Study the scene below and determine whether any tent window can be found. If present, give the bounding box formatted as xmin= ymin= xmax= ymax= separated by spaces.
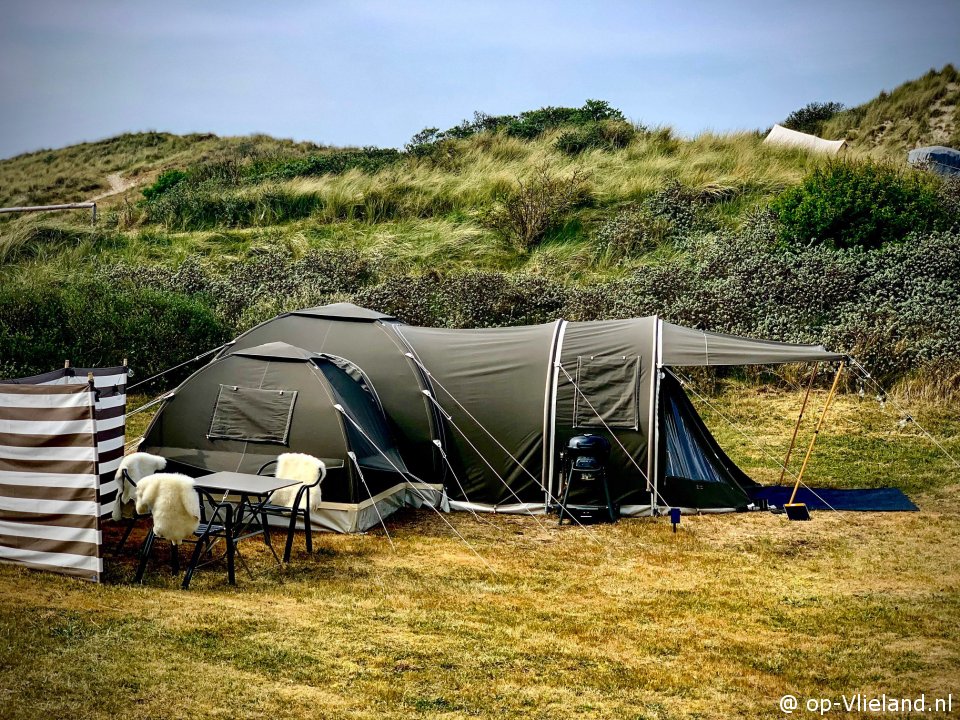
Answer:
xmin=574 ymin=356 xmax=640 ymax=429
xmin=208 ymin=385 xmax=298 ymax=444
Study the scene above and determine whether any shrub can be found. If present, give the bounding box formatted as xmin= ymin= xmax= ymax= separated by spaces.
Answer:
xmin=252 ymin=147 xmax=402 ymax=181
xmin=354 ymin=272 xmax=569 ymax=328
xmin=404 ymin=101 xmax=628 ymax=150
xmin=644 ymin=181 xmax=701 ymax=235
xmin=484 ymin=165 xmax=592 ymax=250
xmin=555 ymin=121 xmax=637 ymax=156
xmin=405 ymin=127 xmax=442 ymax=156
xmin=100 ymin=248 xmax=372 ymax=326
xmin=141 ymin=169 xmax=188 ymax=201
xmin=772 ymin=161 xmax=950 ymax=249
xmin=937 ymin=175 xmax=960 ymax=224
xmin=783 ymin=101 xmax=846 ymax=135
xmin=354 ymin=273 xmax=443 ymax=327
xmin=593 ymin=206 xmax=670 ymax=259
xmin=0 ymin=278 xmax=230 ymax=380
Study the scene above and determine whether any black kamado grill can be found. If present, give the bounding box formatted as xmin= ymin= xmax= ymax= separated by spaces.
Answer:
xmin=556 ymin=433 xmax=618 ymax=524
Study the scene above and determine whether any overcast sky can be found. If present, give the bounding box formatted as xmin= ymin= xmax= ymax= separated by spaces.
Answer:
xmin=1 ymin=0 xmax=958 ymax=159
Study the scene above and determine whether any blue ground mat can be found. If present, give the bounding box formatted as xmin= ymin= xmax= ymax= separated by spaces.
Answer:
xmin=747 ymin=486 xmax=918 ymax=512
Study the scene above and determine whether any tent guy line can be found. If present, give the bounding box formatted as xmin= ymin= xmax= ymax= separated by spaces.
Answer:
xmin=432 ymin=440 xmax=502 ymax=530
xmin=401 ymin=351 xmax=608 ymax=543
xmin=419 ymin=388 xmax=554 ymax=535
xmin=418 ymin=383 xmax=612 ymax=546
xmin=336 ymin=405 xmax=497 ymax=575
xmin=849 ymin=359 xmax=960 ymax=471
xmin=346 ymin=451 xmax=395 ymax=550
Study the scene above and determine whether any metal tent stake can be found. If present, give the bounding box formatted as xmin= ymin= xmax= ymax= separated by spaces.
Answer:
xmin=785 ymin=361 xmax=845 ymax=520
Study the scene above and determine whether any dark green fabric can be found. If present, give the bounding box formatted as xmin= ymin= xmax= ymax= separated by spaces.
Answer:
xmin=223 ymin=315 xmax=441 ymax=483
xmin=659 ymin=476 xmax=752 ymax=510
xmin=396 ymin=323 xmax=559 ymax=505
xmin=661 ymin=322 xmax=844 ymax=366
xmin=141 ymin=345 xmax=408 ymax=504
xmin=208 ymin=385 xmax=297 ymax=443
xmin=555 ymin=318 xmax=657 ymax=507
xmin=574 ymin=356 xmax=640 ymax=430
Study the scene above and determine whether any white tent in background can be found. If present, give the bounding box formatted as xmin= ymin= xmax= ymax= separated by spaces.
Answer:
xmin=764 ymin=124 xmax=846 ymax=155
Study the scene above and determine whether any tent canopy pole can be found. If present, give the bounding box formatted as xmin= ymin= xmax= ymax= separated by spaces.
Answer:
xmin=788 ymin=361 xmax=845 ymax=505
xmin=778 ymin=363 xmax=819 ymax=486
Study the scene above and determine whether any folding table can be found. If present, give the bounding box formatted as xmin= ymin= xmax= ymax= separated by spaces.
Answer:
xmin=183 ymin=471 xmax=300 ymax=588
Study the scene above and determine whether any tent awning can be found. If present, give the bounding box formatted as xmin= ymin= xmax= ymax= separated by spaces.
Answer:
xmin=660 ymin=322 xmax=844 ymax=366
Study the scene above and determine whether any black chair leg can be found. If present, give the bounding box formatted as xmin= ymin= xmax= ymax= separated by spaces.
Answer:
xmin=283 ymin=510 xmax=297 ymax=563
xmin=170 ymin=542 xmax=180 ymax=574
xmin=134 ymin=529 xmax=155 ymax=583
xmin=260 ymin=509 xmax=272 ymax=548
xmin=303 ymin=506 xmax=313 ymax=554
xmin=182 ymin=535 xmax=208 ymax=590
xmin=114 ymin=518 xmax=137 ymax=555
xmin=226 ymin=537 xmax=236 ymax=585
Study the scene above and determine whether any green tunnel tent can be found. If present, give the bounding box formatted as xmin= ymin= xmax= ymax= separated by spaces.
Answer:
xmin=140 ymin=341 xmax=440 ymax=533
xmin=199 ymin=304 xmax=844 ymax=523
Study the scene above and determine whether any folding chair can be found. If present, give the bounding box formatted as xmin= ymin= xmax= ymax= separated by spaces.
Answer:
xmin=256 ymin=457 xmax=325 ymax=563
xmin=134 ymin=488 xmax=236 ymax=589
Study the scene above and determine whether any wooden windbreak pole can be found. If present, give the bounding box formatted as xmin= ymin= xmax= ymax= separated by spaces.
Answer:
xmin=788 ymin=361 xmax=845 ymax=505
xmin=778 ymin=363 xmax=819 ymax=486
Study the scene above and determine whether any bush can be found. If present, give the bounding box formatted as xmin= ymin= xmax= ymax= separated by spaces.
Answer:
xmin=593 ymin=182 xmax=703 ymax=260
xmin=783 ymin=101 xmax=845 ymax=135
xmin=141 ymin=169 xmax=188 ymax=201
xmin=101 ymin=248 xmax=373 ymax=326
xmin=143 ymin=185 xmax=322 ymax=230
xmin=644 ymin=181 xmax=701 ymax=235
xmin=772 ymin=161 xmax=950 ymax=249
xmin=0 ymin=278 xmax=230 ymax=380
xmin=11 ymin=227 xmax=960 ymax=384
xmin=354 ymin=272 xmax=569 ymax=328
xmin=593 ymin=206 xmax=671 ymax=259
xmin=404 ymin=100 xmax=627 ymax=150
xmin=252 ymin=147 xmax=402 ymax=181
xmin=555 ymin=120 xmax=637 ymax=156
xmin=484 ymin=165 xmax=592 ymax=250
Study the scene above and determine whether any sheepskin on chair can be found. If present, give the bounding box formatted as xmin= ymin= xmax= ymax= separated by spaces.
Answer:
xmin=269 ymin=453 xmax=326 ymax=511
xmin=135 ymin=473 xmax=201 ymax=544
xmin=112 ymin=452 xmax=167 ymax=521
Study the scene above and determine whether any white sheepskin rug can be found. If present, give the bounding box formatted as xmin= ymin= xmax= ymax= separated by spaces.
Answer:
xmin=269 ymin=453 xmax=326 ymax=511
xmin=135 ymin=473 xmax=201 ymax=544
xmin=112 ymin=452 xmax=167 ymax=521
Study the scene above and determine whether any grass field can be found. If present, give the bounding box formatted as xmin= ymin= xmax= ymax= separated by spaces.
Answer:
xmin=0 ymin=385 xmax=957 ymax=720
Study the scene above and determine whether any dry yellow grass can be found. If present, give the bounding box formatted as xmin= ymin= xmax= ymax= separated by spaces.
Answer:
xmin=0 ymin=386 xmax=958 ymax=719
